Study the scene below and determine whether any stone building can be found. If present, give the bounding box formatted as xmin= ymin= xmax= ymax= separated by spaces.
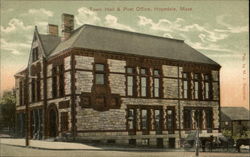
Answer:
xmin=15 ymin=13 xmax=221 ymax=148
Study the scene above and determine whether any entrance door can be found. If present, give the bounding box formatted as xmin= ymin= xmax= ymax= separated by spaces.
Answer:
xmin=48 ymin=109 xmax=57 ymax=137
xmin=169 ymin=138 xmax=175 ymax=148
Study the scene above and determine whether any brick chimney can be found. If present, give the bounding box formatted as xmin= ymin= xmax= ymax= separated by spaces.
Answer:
xmin=47 ymin=24 xmax=58 ymax=36
xmin=61 ymin=13 xmax=74 ymax=41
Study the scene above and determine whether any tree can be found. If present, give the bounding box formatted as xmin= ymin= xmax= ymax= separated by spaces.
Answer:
xmin=0 ymin=90 xmax=16 ymax=130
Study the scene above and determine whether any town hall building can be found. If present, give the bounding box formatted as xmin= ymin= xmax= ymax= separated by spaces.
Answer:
xmin=15 ymin=13 xmax=221 ymax=148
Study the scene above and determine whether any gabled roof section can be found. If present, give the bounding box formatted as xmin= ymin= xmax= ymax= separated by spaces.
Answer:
xmin=39 ymin=34 xmax=61 ymax=56
xmin=221 ymin=107 xmax=250 ymax=121
xmin=49 ymin=24 xmax=220 ymax=66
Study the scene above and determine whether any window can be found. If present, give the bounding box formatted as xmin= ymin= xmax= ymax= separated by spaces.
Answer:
xmin=206 ymin=109 xmax=213 ymax=129
xmin=194 ymin=110 xmax=203 ymax=129
xmin=19 ymin=81 xmax=23 ymax=106
xmin=153 ymin=70 xmax=160 ymax=98
xmin=184 ymin=109 xmax=192 ymax=129
xmin=167 ymin=108 xmax=174 ymax=133
xmin=59 ymin=64 xmax=64 ymax=97
xmin=204 ymin=74 xmax=211 ymax=99
xmin=36 ymin=73 xmax=41 ymax=101
xmin=183 ymin=72 xmax=189 ymax=99
xmin=126 ymin=67 xmax=135 ymax=96
xmin=95 ymin=64 xmax=105 ymax=85
xmin=140 ymin=68 xmax=147 ymax=97
xmin=32 ymin=47 xmax=38 ymax=62
xmin=52 ymin=64 xmax=64 ymax=98
xmin=52 ymin=66 xmax=57 ymax=98
xmin=141 ymin=77 xmax=147 ymax=97
xmin=155 ymin=109 xmax=162 ymax=134
xmin=31 ymin=78 xmax=36 ymax=102
xmin=194 ymin=73 xmax=200 ymax=100
xmin=128 ymin=109 xmax=135 ymax=130
xmin=60 ymin=112 xmax=68 ymax=132
xmin=141 ymin=109 xmax=148 ymax=131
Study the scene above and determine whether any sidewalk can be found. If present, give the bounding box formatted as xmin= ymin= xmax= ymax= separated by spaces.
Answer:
xmin=0 ymin=138 xmax=181 ymax=152
xmin=0 ymin=138 xmax=101 ymax=150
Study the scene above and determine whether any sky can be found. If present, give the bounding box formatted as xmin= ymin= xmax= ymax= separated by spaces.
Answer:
xmin=0 ymin=0 xmax=249 ymax=109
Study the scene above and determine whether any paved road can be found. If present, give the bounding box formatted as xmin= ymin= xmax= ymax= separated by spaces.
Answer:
xmin=1 ymin=144 xmax=250 ymax=157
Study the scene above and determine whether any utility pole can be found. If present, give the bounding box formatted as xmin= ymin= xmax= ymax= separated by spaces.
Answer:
xmin=15 ymin=74 xmax=37 ymax=147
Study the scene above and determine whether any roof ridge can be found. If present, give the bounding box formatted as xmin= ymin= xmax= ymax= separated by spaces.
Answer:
xmin=82 ymin=24 xmax=184 ymax=43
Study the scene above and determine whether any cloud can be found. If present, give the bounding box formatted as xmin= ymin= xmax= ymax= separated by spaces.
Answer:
xmin=1 ymin=18 xmax=32 ymax=33
xmin=28 ymin=8 xmax=53 ymax=17
xmin=75 ymin=7 xmax=135 ymax=32
xmin=215 ymin=15 xmax=248 ymax=33
xmin=186 ymin=40 xmax=233 ymax=53
xmin=137 ymin=16 xmax=228 ymax=42
xmin=75 ymin=7 xmax=101 ymax=25
xmin=104 ymin=15 xmax=135 ymax=31
xmin=1 ymin=39 xmax=30 ymax=55
xmin=138 ymin=16 xmax=184 ymax=32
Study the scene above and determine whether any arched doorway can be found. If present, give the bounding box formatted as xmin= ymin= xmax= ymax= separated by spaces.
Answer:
xmin=47 ymin=104 xmax=58 ymax=137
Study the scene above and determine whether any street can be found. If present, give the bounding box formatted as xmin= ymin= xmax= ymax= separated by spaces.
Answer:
xmin=1 ymin=144 xmax=250 ymax=157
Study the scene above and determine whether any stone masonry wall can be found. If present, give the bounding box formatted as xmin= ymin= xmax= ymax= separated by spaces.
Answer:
xmin=162 ymin=65 xmax=180 ymax=99
xmin=212 ymin=82 xmax=219 ymax=100
xmin=163 ymin=78 xmax=178 ymax=98
xmin=75 ymin=71 xmax=93 ymax=94
xmin=108 ymin=59 xmax=126 ymax=73
xmin=109 ymin=74 xmax=126 ymax=96
xmin=74 ymin=55 xmax=94 ymax=94
xmin=162 ymin=65 xmax=178 ymax=77
xmin=75 ymin=96 xmax=127 ymax=131
xmin=108 ymin=59 xmax=126 ymax=96
xmin=75 ymin=55 xmax=94 ymax=70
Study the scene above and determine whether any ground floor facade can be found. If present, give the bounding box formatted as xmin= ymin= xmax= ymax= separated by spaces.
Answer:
xmin=15 ymin=96 xmax=220 ymax=148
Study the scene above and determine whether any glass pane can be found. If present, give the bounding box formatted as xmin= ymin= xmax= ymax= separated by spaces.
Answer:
xmin=194 ymin=74 xmax=199 ymax=79
xmin=141 ymin=77 xmax=146 ymax=87
xmin=184 ymin=81 xmax=188 ymax=90
xmin=154 ymin=70 xmax=159 ymax=76
xmin=195 ymin=91 xmax=198 ymax=99
xmin=128 ymin=87 xmax=133 ymax=96
xmin=154 ymin=78 xmax=159 ymax=88
xmin=96 ymin=74 xmax=104 ymax=84
xmin=205 ymin=74 xmax=209 ymax=80
xmin=127 ymin=68 xmax=133 ymax=74
xmin=142 ymin=110 xmax=148 ymax=130
xmin=195 ymin=82 xmax=199 ymax=90
xmin=128 ymin=76 xmax=133 ymax=85
xmin=154 ymin=88 xmax=159 ymax=97
xmin=205 ymin=82 xmax=209 ymax=98
xmin=128 ymin=109 xmax=134 ymax=129
xmin=184 ymin=90 xmax=188 ymax=98
xmin=141 ymin=87 xmax=146 ymax=97
xmin=155 ymin=110 xmax=161 ymax=132
xmin=95 ymin=64 xmax=104 ymax=71
xmin=141 ymin=68 xmax=146 ymax=75
xmin=183 ymin=73 xmax=187 ymax=78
